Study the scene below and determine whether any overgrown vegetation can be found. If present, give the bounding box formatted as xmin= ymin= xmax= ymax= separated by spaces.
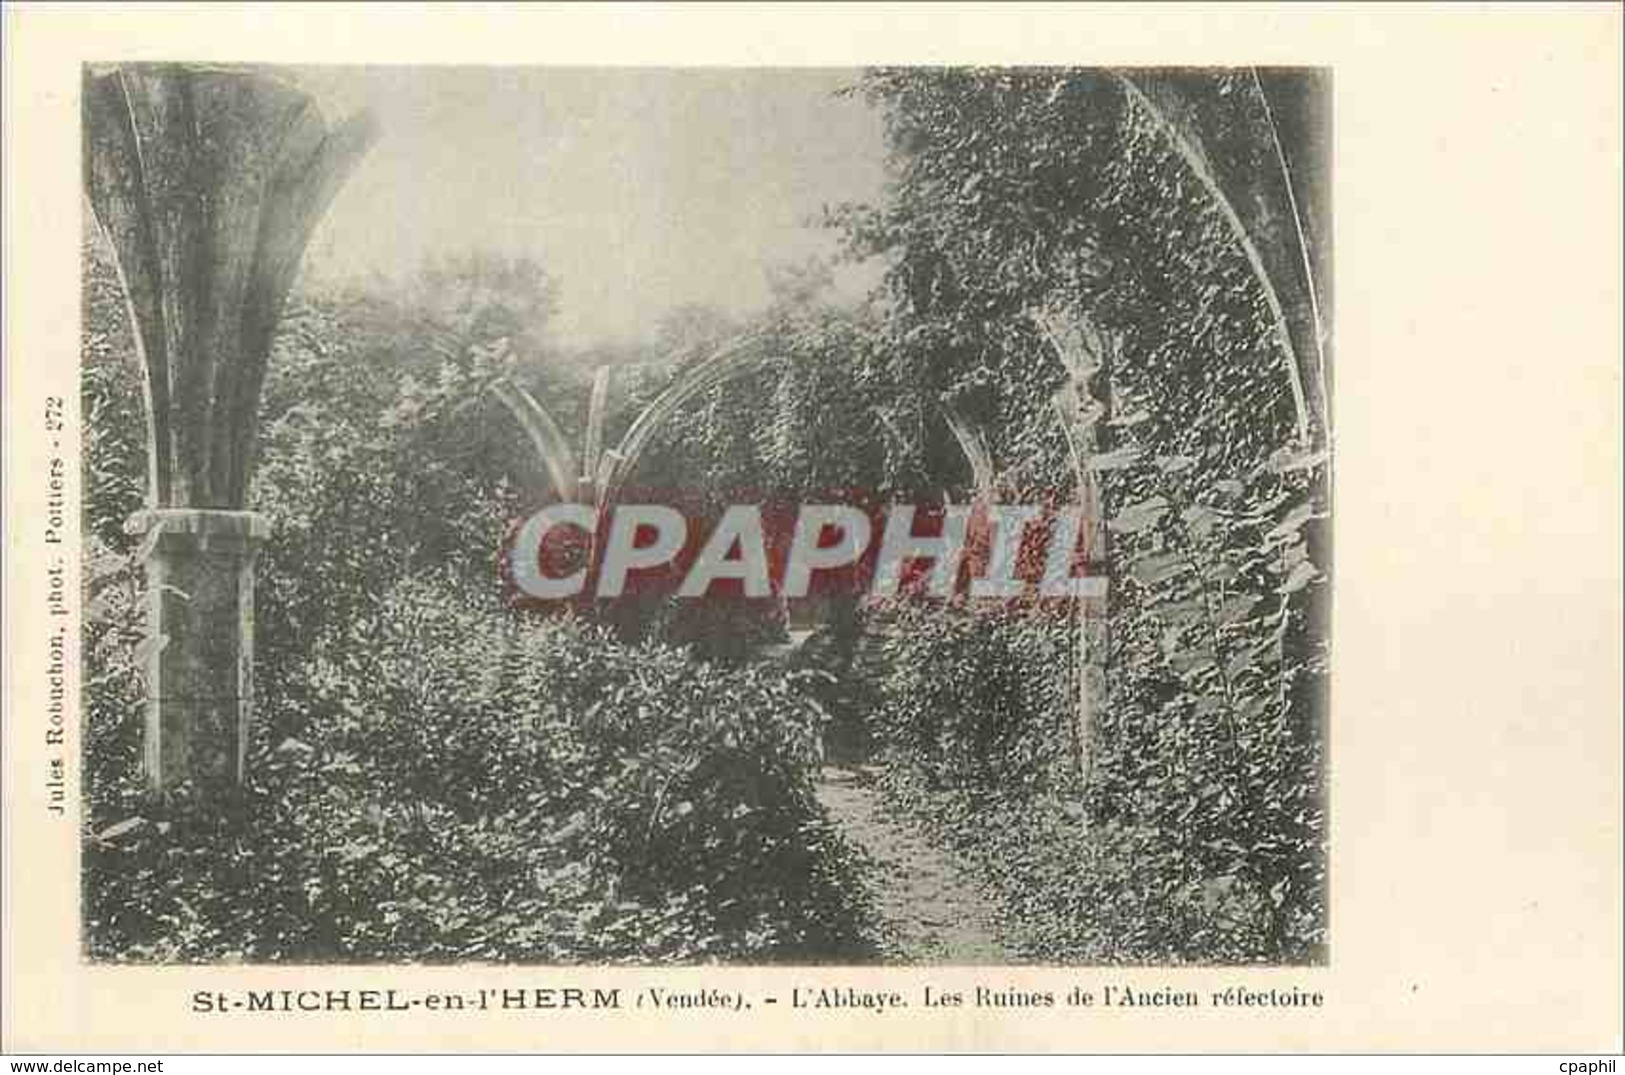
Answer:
xmin=86 ymin=589 xmax=872 ymax=962
xmin=83 ymin=67 xmax=1327 ymax=966
xmin=81 ymin=242 xmax=876 ymax=963
xmin=838 ymin=69 xmax=1328 ymax=963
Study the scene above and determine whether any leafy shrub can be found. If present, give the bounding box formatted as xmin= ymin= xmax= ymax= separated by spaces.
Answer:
xmin=870 ymin=599 xmax=1076 ymax=791
xmin=84 ymin=576 xmax=875 ymax=963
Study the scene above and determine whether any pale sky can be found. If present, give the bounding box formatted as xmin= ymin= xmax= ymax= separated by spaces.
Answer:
xmin=292 ymin=66 xmax=891 ymax=346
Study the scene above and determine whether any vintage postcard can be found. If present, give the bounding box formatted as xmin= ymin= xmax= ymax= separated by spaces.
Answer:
xmin=3 ymin=3 xmax=1620 ymax=1056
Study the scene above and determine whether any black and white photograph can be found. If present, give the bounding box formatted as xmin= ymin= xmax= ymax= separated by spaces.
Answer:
xmin=8 ymin=2 xmax=1624 ymax=1061
xmin=78 ymin=62 xmax=1331 ymax=969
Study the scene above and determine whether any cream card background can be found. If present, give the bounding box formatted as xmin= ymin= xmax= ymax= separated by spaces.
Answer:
xmin=3 ymin=2 xmax=1620 ymax=1054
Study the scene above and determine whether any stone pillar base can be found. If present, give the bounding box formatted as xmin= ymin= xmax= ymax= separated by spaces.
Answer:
xmin=125 ymin=509 xmax=271 ymax=799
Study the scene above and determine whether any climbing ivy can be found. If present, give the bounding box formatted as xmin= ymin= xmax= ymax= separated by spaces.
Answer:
xmin=841 ymin=67 xmax=1327 ymax=962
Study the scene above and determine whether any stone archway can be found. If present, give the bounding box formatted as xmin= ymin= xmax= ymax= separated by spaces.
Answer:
xmin=489 ymin=330 xmax=1108 ymax=778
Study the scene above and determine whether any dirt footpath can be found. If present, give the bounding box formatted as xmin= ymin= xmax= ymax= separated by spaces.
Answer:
xmin=815 ymin=765 xmax=1015 ymax=965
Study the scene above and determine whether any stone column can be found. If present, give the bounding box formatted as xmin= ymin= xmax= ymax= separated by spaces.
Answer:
xmin=127 ymin=510 xmax=270 ymax=797
xmin=84 ymin=64 xmax=375 ymax=800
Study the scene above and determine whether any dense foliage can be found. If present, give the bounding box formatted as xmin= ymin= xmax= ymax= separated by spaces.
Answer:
xmin=81 ymin=239 xmax=875 ymax=963
xmin=82 ymin=67 xmax=1328 ymax=966
xmin=839 ymin=68 xmax=1328 ymax=963
xmin=85 ymin=593 xmax=871 ymax=963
